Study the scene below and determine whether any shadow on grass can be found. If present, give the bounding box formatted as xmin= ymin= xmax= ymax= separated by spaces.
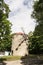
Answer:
xmin=21 ymin=55 xmax=43 ymax=65
xmin=0 ymin=58 xmax=6 ymax=65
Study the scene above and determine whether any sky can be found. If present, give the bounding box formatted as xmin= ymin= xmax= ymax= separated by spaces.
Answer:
xmin=4 ymin=0 xmax=36 ymax=34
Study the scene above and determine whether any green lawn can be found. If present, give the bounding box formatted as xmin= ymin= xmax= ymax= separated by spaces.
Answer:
xmin=0 ymin=56 xmax=22 ymax=61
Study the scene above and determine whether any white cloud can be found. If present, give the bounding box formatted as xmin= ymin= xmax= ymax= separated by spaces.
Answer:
xmin=4 ymin=0 xmax=36 ymax=34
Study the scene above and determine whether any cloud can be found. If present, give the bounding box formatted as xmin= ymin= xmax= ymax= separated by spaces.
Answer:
xmin=4 ymin=0 xmax=36 ymax=34
xmin=23 ymin=0 xmax=33 ymax=9
xmin=9 ymin=0 xmax=33 ymax=17
xmin=9 ymin=8 xmax=21 ymax=17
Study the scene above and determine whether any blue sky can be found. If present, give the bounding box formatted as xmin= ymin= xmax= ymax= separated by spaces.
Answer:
xmin=4 ymin=0 xmax=36 ymax=34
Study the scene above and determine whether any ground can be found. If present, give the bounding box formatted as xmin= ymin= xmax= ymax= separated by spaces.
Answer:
xmin=0 ymin=55 xmax=43 ymax=65
xmin=4 ymin=60 xmax=22 ymax=65
xmin=4 ymin=59 xmax=43 ymax=65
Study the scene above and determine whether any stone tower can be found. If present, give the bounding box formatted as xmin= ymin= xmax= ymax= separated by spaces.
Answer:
xmin=11 ymin=32 xmax=28 ymax=56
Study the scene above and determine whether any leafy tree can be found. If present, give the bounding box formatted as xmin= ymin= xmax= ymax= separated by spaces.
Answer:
xmin=29 ymin=0 xmax=43 ymax=54
xmin=29 ymin=35 xmax=43 ymax=54
xmin=0 ymin=0 xmax=12 ymax=51
xmin=32 ymin=0 xmax=43 ymax=36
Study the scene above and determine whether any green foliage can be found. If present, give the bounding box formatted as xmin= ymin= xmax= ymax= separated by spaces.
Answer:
xmin=29 ymin=36 xmax=43 ymax=54
xmin=34 ymin=23 xmax=43 ymax=36
xmin=29 ymin=0 xmax=43 ymax=54
xmin=32 ymin=0 xmax=43 ymax=23
xmin=0 ymin=0 xmax=12 ymax=51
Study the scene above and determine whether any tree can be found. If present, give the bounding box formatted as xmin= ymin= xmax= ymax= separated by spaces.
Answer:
xmin=32 ymin=0 xmax=43 ymax=36
xmin=0 ymin=0 xmax=12 ymax=51
xmin=29 ymin=0 xmax=43 ymax=54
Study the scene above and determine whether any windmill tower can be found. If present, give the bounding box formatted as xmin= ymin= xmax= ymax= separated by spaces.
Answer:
xmin=11 ymin=28 xmax=29 ymax=56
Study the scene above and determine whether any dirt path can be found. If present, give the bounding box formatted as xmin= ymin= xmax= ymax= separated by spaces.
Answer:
xmin=4 ymin=60 xmax=23 ymax=65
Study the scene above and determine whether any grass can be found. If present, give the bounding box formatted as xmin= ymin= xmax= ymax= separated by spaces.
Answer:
xmin=0 ymin=56 xmax=22 ymax=61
